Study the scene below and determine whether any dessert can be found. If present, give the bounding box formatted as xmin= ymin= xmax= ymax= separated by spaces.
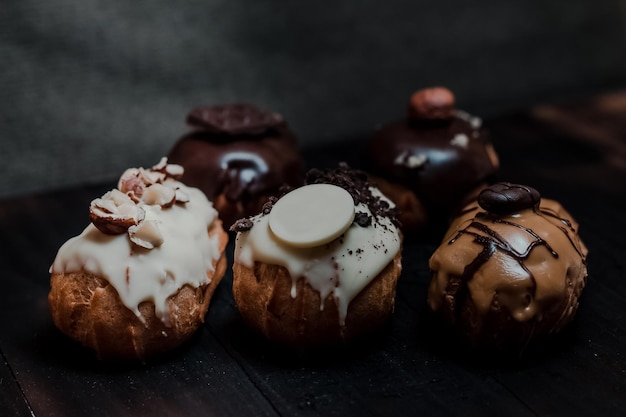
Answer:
xmin=167 ymin=103 xmax=304 ymax=227
xmin=230 ymin=164 xmax=403 ymax=349
xmin=49 ymin=158 xmax=228 ymax=360
xmin=428 ymin=183 xmax=588 ymax=350
xmin=364 ymin=86 xmax=500 ymax=234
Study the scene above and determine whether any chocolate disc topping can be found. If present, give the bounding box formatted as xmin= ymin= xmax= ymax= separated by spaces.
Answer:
xmin=478 ymin=182 xmax=541 ymax=215
xmin=186 ymin=103 xmax=284 ymax=136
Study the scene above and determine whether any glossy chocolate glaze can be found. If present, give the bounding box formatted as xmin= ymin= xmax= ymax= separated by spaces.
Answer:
xmin=366 ymin=114 xmax=499 ymax=211
xmin=168 ymin=104 xmax=304 ymax=227
xmin=428 ymin=184 xmax=588 ymax=349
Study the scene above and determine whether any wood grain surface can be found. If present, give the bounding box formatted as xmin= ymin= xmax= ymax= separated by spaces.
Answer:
xmin=1 ymin=93 xmax=625 ymax=416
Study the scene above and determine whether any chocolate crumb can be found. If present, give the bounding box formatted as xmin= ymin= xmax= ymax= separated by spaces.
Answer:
xmin=354 ymin=212 xmax=372 ymax=227
xmin=230 ymin=218 xmax=254 ymax=232
xmin=277 ymin=185 xmax=293 ymax=198
xmin=304 ymin=163 xmax=399 ymax=227
xmin=261 ymin=196 xmax=279 ymax=215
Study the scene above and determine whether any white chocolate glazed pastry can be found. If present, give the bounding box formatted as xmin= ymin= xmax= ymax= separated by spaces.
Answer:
xmin=49 ymin=158 xmax=228 ymax=360
xmin=231 ymin=164 xmax=403 ymax=348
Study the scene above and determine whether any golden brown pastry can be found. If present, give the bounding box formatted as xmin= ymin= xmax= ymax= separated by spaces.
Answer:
xmin=49 ymin=158 xmax=228 ymax=360
xmin=428 ymin=183 xmax=588 ymax=350
xmin=230 ymin=165 xmax=403 ymax=349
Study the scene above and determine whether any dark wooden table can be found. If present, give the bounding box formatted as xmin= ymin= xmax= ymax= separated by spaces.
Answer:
xmin=2 ymin=93 xmax=626 ymax=416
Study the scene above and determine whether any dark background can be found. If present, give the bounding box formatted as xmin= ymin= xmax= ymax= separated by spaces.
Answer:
xmin=1 ymin=0 xmax=626 ymax=198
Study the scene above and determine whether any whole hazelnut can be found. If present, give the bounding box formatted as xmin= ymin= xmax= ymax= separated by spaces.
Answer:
xmin=408 ymin=87 xmax=455 ymax=121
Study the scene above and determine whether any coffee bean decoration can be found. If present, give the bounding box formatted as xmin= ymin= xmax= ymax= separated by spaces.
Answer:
xmin=186 ymin=103 xmax=284 ymax=136
xmin=477 ymin=182 xmax=541 ymax=215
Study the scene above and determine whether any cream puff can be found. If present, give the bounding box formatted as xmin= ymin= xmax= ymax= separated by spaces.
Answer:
xmin=428 ymin=182 xmax=588 ymax=350
xmin=49 ymin=158 xmax=228 ymax=360
xmin=231 ymin=164 xmax=402 ymax=349
xmin=364 ymin=87 xmax=499 ymax=234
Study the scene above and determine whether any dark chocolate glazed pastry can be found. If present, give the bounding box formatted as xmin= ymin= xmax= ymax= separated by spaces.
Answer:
xmin=168 ymin=104 xmax=304 ymax=227
xmin=428 ymin=183 xmax=588 ymax=351
xmin=364 ymin=87 xmax=499 ymax=234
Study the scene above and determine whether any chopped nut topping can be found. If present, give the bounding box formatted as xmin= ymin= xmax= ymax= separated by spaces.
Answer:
xmin=139 ymin=169 xmax=166 ymax=186
xmin=118 ymin=158 xmax=187 ymax=207
xmin=119 ymin=173 xmax=145 ymax=198
xmin=142 ymin=183 xmax=177 ymax=207
xmin=89 ymin=190 xmax=146 ymax=235
xmin=151 ymin=157 xmax=168 ymax=172
xmin=175 ymin=188 xmax=190 ymax=203
xmin=128 ymin=220 xmax=164 ymax=249
xmin=91 ymin=158 xmax=191 ymax=246
xmin=151 ymin=157 xmax=184 ymax=180
xmin=165 ymin=164 xmax=184 ymax=179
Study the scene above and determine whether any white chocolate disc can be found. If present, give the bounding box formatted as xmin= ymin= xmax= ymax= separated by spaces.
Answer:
xmin=268 ymin=184 xmax=355 ymax=248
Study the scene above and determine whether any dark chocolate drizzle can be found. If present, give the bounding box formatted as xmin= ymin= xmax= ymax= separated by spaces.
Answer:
xmin=450 ymin=219 xmax=553 ymax=293
xmin=539 ymin=208 xmax=586 ymax=260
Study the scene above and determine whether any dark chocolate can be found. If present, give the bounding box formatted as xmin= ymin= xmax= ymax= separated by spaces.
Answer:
xmin=187 ymin=103 xmax=284 ymax=136
xmin=366 ymin=114 xmax=497 ymax=211
xmin=354 ymin=212 xmax=372 ymax=227
xmin=168 ymin=104 xmax=303 ymax=227
xmin=477 ymin=183 xmax=541 ymax=215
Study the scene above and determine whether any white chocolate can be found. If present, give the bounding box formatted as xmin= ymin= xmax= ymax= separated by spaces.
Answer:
xmin=235 ymin=187 xmax=401 ymax=325
xmin=50 ymin=181 xmax=222 ymax=326
xmin=269 ymin=184 xmax=355 ymax=248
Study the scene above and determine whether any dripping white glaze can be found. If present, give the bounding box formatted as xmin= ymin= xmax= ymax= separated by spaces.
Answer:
xmin=50 ymin=182 xmax=221 ymax=326
xmin=234 ymin=186 xmax=401 ymax=325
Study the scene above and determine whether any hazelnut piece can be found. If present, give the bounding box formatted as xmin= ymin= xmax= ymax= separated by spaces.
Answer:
xmin=175 ymin=188 xmax=190 ymax=204
xmin=128 ymin=220 xmax=164 ymax=249
xmin=151 ymin=157 xmax=184 ymax=180
xmin=89 ymin=190 xmax=146 ymax=234
xmin=142 ymin=183 xmax=177 ymax=207
xmin=408 ymin=87 xmax=455 ymax=121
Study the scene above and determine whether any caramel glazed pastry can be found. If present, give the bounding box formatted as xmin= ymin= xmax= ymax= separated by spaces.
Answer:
xmin=428 ymin=183 xmax=588 ymax=351
xmin=364 ymin=87 xmax=500 ymax=234
xmin=49 ymin=158 xmax=228 ymax=360
xmin=230 ymin=165 xmax=403 ymax=349
xmin=168 ymin=103 xmax=304 ymax=228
